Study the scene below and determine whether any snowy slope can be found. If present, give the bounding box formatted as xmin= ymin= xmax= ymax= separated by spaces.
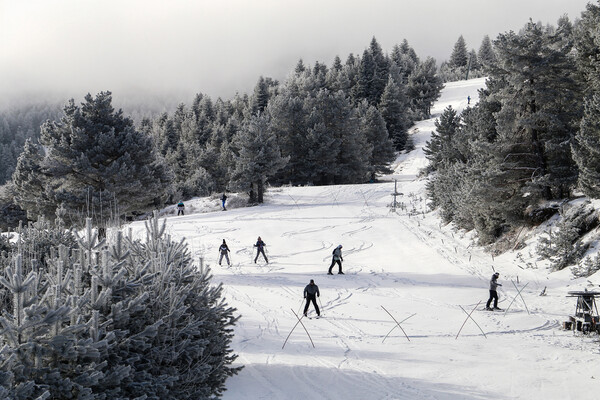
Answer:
xmin=129 ymin=77 xmax=600 ymax=400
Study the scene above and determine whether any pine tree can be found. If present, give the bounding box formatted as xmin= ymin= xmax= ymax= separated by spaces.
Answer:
xmin=379 ymin=76 xmax=412 ymax=150
xmin=12 ymin=92 xmax=172 ymax=226
xmin=11 ymin=139 xmax=53 ymax=220
xmin=478 ymin=35 xmax=497 ymax=70
xmin=356 ymin=102 xmax=395 ymax=179
xmin=491 ymin=21 xmax=581 ymax=204
xmin=574 ymin=2 xmax=600 ymax=95
xmin=229 ymin=114 xmax=288 ymax=202
xmin=407 ymin=57 xmax=444 ymax=118
xmin=572 ymin=94 xmax=600 ymax=198
xmin=424 ymin=106 xmax=462 ymax=173
xmin=449 ymin=35 xmax=469 ymax=68
xmin=0 ymin=214 xmax=241 ymax=398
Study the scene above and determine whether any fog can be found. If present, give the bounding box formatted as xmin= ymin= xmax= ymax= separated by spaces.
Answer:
xmin=0 ymin=0 xmax=592 ymax=106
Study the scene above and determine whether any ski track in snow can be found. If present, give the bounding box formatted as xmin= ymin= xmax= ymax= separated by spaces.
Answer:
xmin=127 ymin=78 xmax=600 ymax=400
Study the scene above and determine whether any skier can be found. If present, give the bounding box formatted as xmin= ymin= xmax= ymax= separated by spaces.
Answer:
xmin=303 ymin=279 xmax=320 ymax=317
xmin=177 ymin=200 xmax=185 ymax=216
xmin=328 ymin=245 xmax=344 ymax=275
xmin=221 ymin=193 xmax=228 ymax=211
xmin=218 ymin=239 xmax=231 ymax=266
xmin=485 ymin=272 xmax=502 ymax=310
xmin=467 ymin=95 xmax=471 ymax=105
xmin=254 ymin=236 xmax=268 ymax=264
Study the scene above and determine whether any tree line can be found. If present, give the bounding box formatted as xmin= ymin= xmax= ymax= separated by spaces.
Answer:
xmin=2 ymin=37 xmax=443 ymax=229
xmin=425 ymin=4 xmax=600 ymax=253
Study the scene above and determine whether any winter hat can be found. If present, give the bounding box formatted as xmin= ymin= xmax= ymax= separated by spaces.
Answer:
xmin=493 ymin=272 xmax=499 ymax=278
xmin=310 ymin=279 xmax=314 ymax=284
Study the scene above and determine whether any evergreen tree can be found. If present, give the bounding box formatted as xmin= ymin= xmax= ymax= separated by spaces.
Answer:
xmin=356 ymin=102 xmax=395 ymax=179
xmin=491 ymin=21 xmax=581 ymax=205
xmin=407 ymin=57 xmax=444 ymax=118
xmin=572 ymin=94 xmax=600 ymax=197
xmin=229 ymin=114 xmax=288 ymax=203
xmin=11 ymin=92 xmax=172 ymax=227
xmin=423 ymin=106 xmax=462 ymax=173
xmin=369 ymin=37 xmax=390 ymax=106
xmin=0 ymin=214 xmax=241 ymax=399
xmin=356 ymin=49 xmax=375 ymax=105
xmin=449 ymin=35 xmax=469 ymax=68
xmin=574 ymin=2 xmax=600 ymax=94
xmin=478 ymin=35 xmax=497 ymax=70
xmin=379 ymin=76 xmax=412 ymax=150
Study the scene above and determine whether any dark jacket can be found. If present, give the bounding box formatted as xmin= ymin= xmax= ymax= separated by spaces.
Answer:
xmin=304 ymin=283 xmax=320 ymax=298
xmin=219 ymin=244 xmax=230 ymax=254
xmin=255 ymin=240 xmax=266 ymax=250
xmin=332 ymin=246 xmax=343 ymax=261
xmin=490 ymin=276 xmax=501 ymax=291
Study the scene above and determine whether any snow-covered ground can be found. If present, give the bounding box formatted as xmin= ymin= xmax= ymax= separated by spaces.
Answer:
xmin=129 ymin=77 xmax=600 ymax=400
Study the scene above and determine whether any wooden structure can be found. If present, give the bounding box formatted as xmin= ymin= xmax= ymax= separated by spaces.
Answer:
xmin=565 ymin=290 xmax=600 ymax=334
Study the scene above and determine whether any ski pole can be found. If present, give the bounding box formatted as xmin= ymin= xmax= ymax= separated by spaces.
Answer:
xmin=318 ymin=297 xmax=324 ymax=316
xmin=297 ymin=298 xmax=305 ymax=316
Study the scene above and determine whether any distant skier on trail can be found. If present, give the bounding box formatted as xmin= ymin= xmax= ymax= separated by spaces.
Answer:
xmin=254 ymin=236 xmax=268 ymax=264
xmin=218 ymin=239 xmax=231 ymax=266
xmin=328 ymin=245 xmax=344 ymax=275
xmin=303 ymin=279 xmax=320 ymax=317
xmin=177 ymin=200 xmax=185 ymax=216
xmin=486 ymin=272 xmax=502 ymax=310
xmin=467 ymin=95 xmax=471 ymax=105
xmin=221 ymin=193 xmax=228 ymax=211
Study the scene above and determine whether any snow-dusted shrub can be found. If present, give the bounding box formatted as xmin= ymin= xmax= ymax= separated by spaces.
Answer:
xmin=573 ymin=253 xmax=600 ymax=278
xmin=537 ymin=202 xmax=599 ymax=271
xmin=0 ymin=213 xmax=240 ymax=399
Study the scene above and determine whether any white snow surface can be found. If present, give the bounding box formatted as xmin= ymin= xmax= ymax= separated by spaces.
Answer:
xmin=128 ymin=77 xmax=600 ymax=400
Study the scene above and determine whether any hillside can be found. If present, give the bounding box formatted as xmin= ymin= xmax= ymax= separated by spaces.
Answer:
xmin=129 ymin=77 xmax=600 ymax=400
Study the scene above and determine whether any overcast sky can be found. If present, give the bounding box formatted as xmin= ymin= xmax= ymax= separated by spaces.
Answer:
xmin=0 ymin=0 xmax=593 ymax=105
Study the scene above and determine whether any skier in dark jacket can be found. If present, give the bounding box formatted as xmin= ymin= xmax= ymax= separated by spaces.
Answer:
xmin=254 ymin=236 xmax=268 ymax=263
xmin=486 ymin=272 xmax=502 ymax=310
xmin=328 ymin=245 xmax=344 ymax=275
xmin=221 ymin=193 xmax=227 ymax=211
xmin=218 ymin=239 xmax=231 ymax=266
xmin=303 ymin=279 xmax=320 ymax=317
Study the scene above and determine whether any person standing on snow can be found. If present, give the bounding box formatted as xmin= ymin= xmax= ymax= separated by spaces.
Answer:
xmin=254 ymin=236 xmax=268 ymax=264
xmin=303 ymin=279 xmax=320 ymax=317
xmin=486 ymin=272 xmax=502 ymax=310
xmin=221 ymin=193 xmax=228 ymax=211
xmin=218 ymin=239 xmax=231 ymax=266
xmin=177 ymin=200 xmax=185 ymax=216
xmin=328 ymin=245 xmax=344 ymax=275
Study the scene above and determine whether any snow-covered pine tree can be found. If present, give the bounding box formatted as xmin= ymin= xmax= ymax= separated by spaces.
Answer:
xmin=423 ymin=105 xmax=462 ymax=173
xmin=572 ymin=94 xmax=600 ymax=198
xmin=490 ymin=20 xmax=581 ymax=205
xmin=0 ymin=214 xmax=241 ymax=399
xmin=12 ymin=92 xmax=172 ymax=227
xmin=229 ymin=114 xmax=288 ymax=202
xmin=11 ymin=139 xmax=53 ymax=221
xmin=478 ymin=35 xmax=497 ymax=71
xmin=574 ymin=1 xmax=600 ymax=95
xmin=379 ymin=76 xmax=412 ymax=150
xmin=407 ymin=57 xmax=444 ymax=119
xmin=356 ymin=101 xmax=395 ymax=180
xmin=449 ymin=35 xmax=469 ymax=69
